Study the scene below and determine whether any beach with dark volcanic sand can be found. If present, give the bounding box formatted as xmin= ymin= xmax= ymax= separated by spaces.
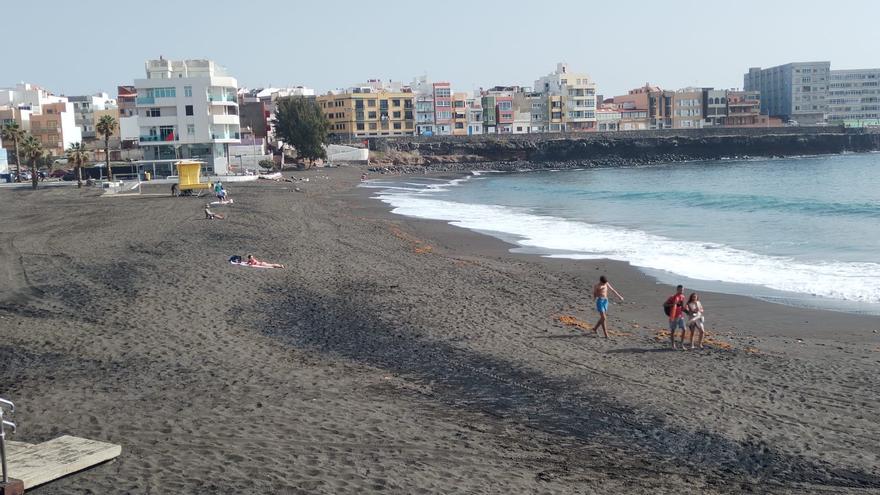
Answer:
xmin=1 ymin=167 xmax=879 ymax=494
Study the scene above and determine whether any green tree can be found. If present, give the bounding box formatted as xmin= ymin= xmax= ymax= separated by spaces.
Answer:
xmin=1 ymin=121 xmax=24 ymax=182
xmin=273 ymin=97 xmax=329 ymax=169
xmin=66 ymin=142 xmax=89 ymax=188
xmin=20 ymin=134 xmax=45 ymax=190
xmin=96 ymin=115 xmax=117 ymax=181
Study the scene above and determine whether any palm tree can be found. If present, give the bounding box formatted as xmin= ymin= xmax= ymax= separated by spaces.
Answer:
xmin=66 ymin=142 xmax=88 ymax=188
xmin=96 ymin=115 xmax=117 ymax=181
xmin=20 ymin=134 xmax=45 ymax=190
xmin=1 ymin=121 xmax=24 ymax=182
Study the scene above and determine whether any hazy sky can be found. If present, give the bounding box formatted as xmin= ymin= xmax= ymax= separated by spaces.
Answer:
xmin=4 ymin=0 xmax=880 ymax=98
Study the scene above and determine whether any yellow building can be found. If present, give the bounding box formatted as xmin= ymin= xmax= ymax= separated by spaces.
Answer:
xmin=452 ymin=92 xmax=469 ymax=136
xmin=317 ymin=90 xmax=415 ymax=139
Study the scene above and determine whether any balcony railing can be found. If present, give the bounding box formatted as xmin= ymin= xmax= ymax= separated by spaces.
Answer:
xmin=140 ymin=135 xmax=176 ymax=142
xmin=136 ymin=96 xmax=155 ymax=105
xmin=211 ymin=132 xmax=241 ymax=140
xmin=208 ymin=94 xmax=237 ymax=103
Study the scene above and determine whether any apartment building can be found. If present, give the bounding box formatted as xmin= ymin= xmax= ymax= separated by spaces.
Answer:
xmin=452 ymin=92 xmax=468 ymax=136
xmin=28 ymin=102 xmax=82 ymax=156
xmin=134 ymin=58 xmax=241 ymax=174
xmin=466 ymin=97 xmax=483 ymax=135
xmin=432 ymin=82 xmax=453 ymax=135
xmin=672 ymin=89 xmax=704 ymax=129
xmin=827 ymin=68 xmax=880 ymax=125
xmin=744 ymin=61 xmax=830 ymax=124
xmin=535 ymin=63 xmax=597 ymax=132
xmin=317 ymin=85 xmax=415 ymax=139
xmin=69 ymin=92 xmax=116 ymax=140
xmin=703 ymin=89 xmax=727 ymax=126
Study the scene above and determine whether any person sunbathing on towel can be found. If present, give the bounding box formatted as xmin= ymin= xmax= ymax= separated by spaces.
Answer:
xmin=247 ymin=254 xmax=284 ymax=268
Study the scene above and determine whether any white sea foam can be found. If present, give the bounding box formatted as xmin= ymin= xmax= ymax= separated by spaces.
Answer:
xmin=374 ymin=188 xmax=880 ymax=305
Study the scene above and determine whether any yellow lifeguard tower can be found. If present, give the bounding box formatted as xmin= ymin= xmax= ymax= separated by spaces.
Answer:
xmin=170 ymin=161 xmax=212 ymax=197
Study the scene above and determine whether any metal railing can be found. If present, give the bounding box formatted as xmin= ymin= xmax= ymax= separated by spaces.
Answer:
xmin=0 ymin=397 xmax=16 ymax=483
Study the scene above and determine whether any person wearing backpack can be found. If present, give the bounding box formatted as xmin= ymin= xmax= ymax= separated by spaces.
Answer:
xmin=664 ymin=285 xmax=687 ymax=349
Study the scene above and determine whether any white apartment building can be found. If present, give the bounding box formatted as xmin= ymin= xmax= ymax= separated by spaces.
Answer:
xmin=134 ymin=58 xmax=241 ymax=174
xmin=827 ymin=68 xmax=880 ymax=125
xmin=69 ymin=93 xmax=117 ymax=140
xmin=535 ymin=63 xmax=598 ymax=131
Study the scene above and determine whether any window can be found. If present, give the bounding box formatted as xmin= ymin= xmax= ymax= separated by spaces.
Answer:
xmin=184 ymin=86 xmax=192 ymax=97
xmin=153 ymin=87 xmax=176 ymax=98
xmin=392 ymin=111 xmax=401 ymax=118
xmin=369 ymin=123 xmax=377 ymax=130
xmin=368 ymin=111 xmax=377 ymax=119
xmin=355 ymin=100 xmax=364 ymax=109
xmin=392 ymin=99 xmax=401 ymax=107
xmin=393 ymin=122 xmax=402 ymax=129
xmin=185 ymin=105 xmax=193 ymax=116
xmin=356 ymin=123 xmax=365 ymax=130
xmin=367 ymin=100 xmax=376 ymax=107
xmin=148 ymin=108 xmax=161 ymax=117
xmin=187 ymin=124 xmax=195 ymax=136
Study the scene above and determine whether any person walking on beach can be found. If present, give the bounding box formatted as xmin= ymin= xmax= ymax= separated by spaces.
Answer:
xmin=686 ymin=292 xmax=705 ymax=350
xmin=591 ymin=275 xmax=624 ymax=338
xmin=665 ymin=285 xmax=687 ymax=349
xmin=214 ymin=180 xmax=223 ymax=201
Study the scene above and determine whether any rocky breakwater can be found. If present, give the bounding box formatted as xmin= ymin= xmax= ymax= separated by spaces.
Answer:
xmin=368 ymin=126 xmax=880 ymax=172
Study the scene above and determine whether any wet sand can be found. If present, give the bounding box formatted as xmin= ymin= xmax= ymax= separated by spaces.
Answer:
xmin=1 ymin=169 xmax=878 ymax=494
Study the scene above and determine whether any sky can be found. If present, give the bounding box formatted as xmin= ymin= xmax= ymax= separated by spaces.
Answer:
xmin=3 ymin=0 xmax=880 ymax=98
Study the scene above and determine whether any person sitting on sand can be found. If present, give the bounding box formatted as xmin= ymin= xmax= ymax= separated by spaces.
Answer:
xmin=591 ymin=275 xmax=624 ymax=338
xmin=665 ymin=285 xmax=687 ymax=349
xmin=685 ymin=293 xmax=705 ymax=350
xmin=205 ymin=204 xmax=224 ymax=220
xmin=246 ymin=255 xmax=284 ymax=269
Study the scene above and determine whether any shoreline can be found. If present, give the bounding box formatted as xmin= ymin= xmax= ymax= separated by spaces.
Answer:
xmin=362 ymin=168 xmax=880 ymax=331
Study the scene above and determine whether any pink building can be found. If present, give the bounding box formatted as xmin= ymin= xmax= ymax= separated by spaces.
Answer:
xmin=432 ymin=82 xmax=452 ymax=135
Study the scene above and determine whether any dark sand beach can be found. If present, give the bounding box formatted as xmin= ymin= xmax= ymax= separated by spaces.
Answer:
xmin=1 ymin=168 xmax=878 ymax=494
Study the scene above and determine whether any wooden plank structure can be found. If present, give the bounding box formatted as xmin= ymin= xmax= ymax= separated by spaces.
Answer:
xmin=5 ymin=436 xmax=120 ymax=489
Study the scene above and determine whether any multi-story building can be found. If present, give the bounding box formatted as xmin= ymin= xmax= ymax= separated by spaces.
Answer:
xmin=452 ymin=92 xmax=468 ymax=136
xmin=482 ymin=87 xmax=516 ymax=133
xmin=317 ymin=84 xmax=415 ymax=139
xmin=827 ymin=68 xmax=880 ymax=125
xmin=672 ymin=89 xmax=704 ymax=129
xmin=134 ymin=58 xmax=241 ymax=174
xmin=744 ymin=61 xmax=830 ymax=124
xmin=466 ymin=97 xmax=483 ymax=135
xmin=703 ymin=89 xmax=727 ymax=127
xmin=612 ymin=84 xmax=669 ymax=129
xmin=596 ymin=106 xmax=621 ymax=131
xmin=432 ymin=82 xmax=453 ymax=135
xmin=535 ymin=63 xmax=597 ymax=132
xmin=69 ymin=92 xmax=116 ymax=141
xmin=481 ymin=94 xmax=497 ymax=133
xmin=117 ymin=86 xmax=137 ymax=118
xmin=511 ymin=90 xmax=544 ymax=133
xmin=28 ymin=102 xmax=82 ymax=156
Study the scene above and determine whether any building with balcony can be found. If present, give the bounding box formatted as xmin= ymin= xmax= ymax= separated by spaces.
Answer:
xmin=28 ymin=102 xmax=82 ymax=156
xmin=744 ymin=61 xmax=830 ymax=124
xmin=827 ymin=68 xmax=880 ymax=126
xmin=317 ymin=84 xmax=415 ymax=139
xmin=69 ymin=92 xmax=116 ymax=141
xmin=466 ymin=97 xmax=483 ymax=135
xmin=535 ymin=63 xmax=597 ymax=132
xmin=672 ymin=89 xmax=704 ymax=129
xmin=432 ymin=82 xmax=453 ymax=136
xmin=703 ymin=89 xmax=727 ymax=127
xmin=452 ymin=92 xmax=469 ymax=136
xmin=133 ymin=58 xmax=241 ymax=174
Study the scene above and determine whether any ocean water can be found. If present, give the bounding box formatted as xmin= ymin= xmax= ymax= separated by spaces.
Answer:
xmin=362 ymin=153 xmax=880 ymax=315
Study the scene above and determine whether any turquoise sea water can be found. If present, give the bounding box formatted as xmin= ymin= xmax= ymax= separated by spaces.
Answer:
xmin=364 ymin=153 xmax=880 ymax=314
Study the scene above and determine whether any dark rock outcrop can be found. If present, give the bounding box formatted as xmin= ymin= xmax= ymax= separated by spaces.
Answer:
xmin=368 ymin=127 xmax=880 ymax=172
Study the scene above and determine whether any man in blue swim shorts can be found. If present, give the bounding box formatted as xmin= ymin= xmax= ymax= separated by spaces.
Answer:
xmin=591 ymin=275 xmax=625 ymax=338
